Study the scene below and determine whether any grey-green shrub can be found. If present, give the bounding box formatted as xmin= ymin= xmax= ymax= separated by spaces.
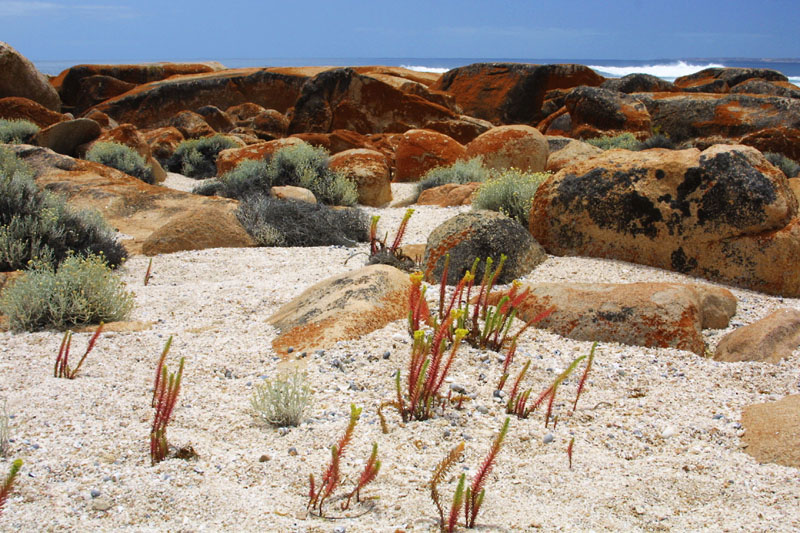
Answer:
xmin=206 ymin=143 xmax=358 ymax=206
xmin=472 ymin=169 xmax=550 ymax=227
xmin=415 ymin=157 xmax=490 ymax=200
xmin=0 ymin=147 xmax=127 ymax=270
xmin=765 ymin=152 xmax=800 ymax=178
xmin=0 ymin=253 xmax=134 ymax=331
xmin=86 ymin=142 xmax=155 ymax=184
xmin=639 ymin=134 xmax=675 ymax=150
xmin=236 ymin=195 xmax=368 ymax=247
xmin=0 ymin=119 xmax=39 ymax=144
xmin=191 ymin=178 xmax=224 ymax=196
xmin=251 ymin=370 xmax=312 ymax=427
xmin=166 ymin=135 xmax=239 ymax=178
xmin=586 ymin=132 xmax=641 ymax=151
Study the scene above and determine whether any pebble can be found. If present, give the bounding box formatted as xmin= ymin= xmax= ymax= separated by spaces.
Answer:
xmin=712 ymin=414 xmax=724 ymax=420
xmin=543 ymin=433 xmax=554 ymax=444
xmin=475 ymin=405 xmax=488 ymax=414
xmin=493 ymin=390 xmax=505 ymax=398
xmin=259 ymin=454 xmax=271 ymax=462
xmin=90 ymin=489 xmax=101 ymax=498
xmin=383 ymin=351 xmax=391 ymax=359
xmin=91 ymin=497 xmax=113 ymax=512
xmin=333 ymin=527 xmax=346 ymax=533
xmin=449 ymin=384 xmax=466 ymax=394
xmin=288 ymin=447 xmax=298 ymax=456
xmin=661 ymin=426 xmax=677 ymax=439
xmin=287 ymin=347 xmax=294 ymax=353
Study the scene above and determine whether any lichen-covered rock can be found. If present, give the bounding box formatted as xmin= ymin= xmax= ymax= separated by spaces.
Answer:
xmin=267 ymin=265 xmax=411 ymax=355
xmin=674 ymin=67 xmax=788 ymax=93
xmin=729 ymin=79 xmax=800 ymax=99
xmin=416 ymin=182 xmax=480 ymax=207
xmin=431 ymin=63 xmax=604 ymax=125
xmin=288 ymin=68 xmax=457 ymax=135
xmin=328 ymin=149 xmax=392 ymax=206
xmin=196 ymin=105 xmax=235 ymax=133
xmin=423 ymin=115 xmax=494 ymax=144
xmin=714 ymin=308 xmax=800 ymax=363
xmin=565 ymin=86 xmax=651 ymax=139
xmin=530 ymin=144 xmax=800 ymax=296
xmin=394 ymin=129 xmax=466 ymax=182
xmin=169 ymin=110 xmax=216 ymax=139
xmin=740 ymin=127 xmax=800 ymax=161
xmin=90 ymin=68 xmax=309 ymax=129
xmin=545 ymin=138 xmax=602 ymax=173
xmin=0 ymin=41 xmax=61 ymax=111
xmin=636 ymin=93 xmax=800 ymax=142
xmin=73 ymin=75 xmax=136 ymax=113
xmin=0 ymin=96 xmax=67 ymax=127
xmin=34 ymin=118 xmax=101 ymax=156
xmin=291 ymin=129 xmax=375 ymax=154
xmin=741 ymin=394 xmax=800 ymax=468
xmin=601 ymin=73 xmax=678 ymax=93
xmin=466 ymin=125 xmax=548 ymax=173
xmin=142 ymin=126 xmax=185 ymax=164
xmin=488 ymin=282 xmax=736 ymax=355
xmin=423 ymin=210 xmax=546 ymax=285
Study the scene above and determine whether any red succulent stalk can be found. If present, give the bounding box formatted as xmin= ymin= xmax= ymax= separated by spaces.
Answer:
xmin=497 ymin=339 xmax=518 ymax=391
xmin=505 ymin=359 xmax=531 ymax=412
xmin=152 ymin=336 xmax=173 ymax=408
xmin=471 ymin=257 xmax=493 ymax=330
xmin=342 ymin=442 xmax=381 ymax=510
xmin=369 ymin=215 xmax=381 ymax=255
xmin=408 ymin=272 xmax=430 ymax=333
xmin=439 ymin=254 xmax=450 ymax=321
xmin=144 ymin=257 xmax=153 ymax=286
xmin=567 ymin=437 xmax=575 ymax=469
xmin=0 ymin=459 xmax=22 ymax=517
xmin=509 ymin=306 xmax=556 ymax=346
xmin=432 ymin=328 xmax=468 ymax=396
xmin=543 ymin=354 xmax=586 ymax=427
xmin=150 ymin=356 xmax=184 ymax=465
xmin=572 ymin=342 xmax=597 ymax=412
xmin=67 ymin=323 xmax=103 ymax=379
xmin=390 ymin=208 xmax=414 ymax=252
xmin=311 ymin=404 xmax=362 ymax=514
xmin=448 ymin=473 xmax=466 ymax=533
xmin=54 ymin=330 xmax=72 ymax=378
xmin=466 ymin=417 xmax=510 ymax=528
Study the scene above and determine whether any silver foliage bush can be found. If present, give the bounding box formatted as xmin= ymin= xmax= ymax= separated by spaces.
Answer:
xmin=251 ymin=370 xmax=312 ymax=427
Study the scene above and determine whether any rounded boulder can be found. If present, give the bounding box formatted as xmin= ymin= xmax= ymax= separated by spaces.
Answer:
xmin=466 ymin=125 xmax=548 ymax=173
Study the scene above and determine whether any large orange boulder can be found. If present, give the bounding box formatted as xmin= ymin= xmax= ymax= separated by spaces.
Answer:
xmin=34 ymin=118 xmax=101 ymax=156
xmin=169 ymin=110 xmax=216 ymax=139
xmin=564 ymin=86 xmax=651 ymax=140
xmin=530 ymin=145 xmax=800 ymax=296
xmin=466 ymin=125 xmax=548 ymax=172
xmin=637 ymin=93 xmax=800 ymax=143
xmin=52 ymin=62 xmax=223 ymax=109
xmin=141 ymin=204 xmax=254 ymax=255
xmin=740 ymin=127 xmax=800 ymax=162
xmin=215 ymin=137 xmax=305 ymax=175
xmin=328 ymin=149 xmax=392 ymax=206
xmin=393 ymin=129 xmax=466 ymax=182
xmin=288 ymin=68 xmax=458 ymax=135
xmin=0 ymin=97 xmax=67 ymax=127
xmin=73 ymin=75 xmax=136 ymax=114
xmin=416 ymin=182 xmax=480 ymax=207
xmin=431 ymin=63 xmax=604 ymax=125
xmin=0 ymin=41 xmax=61 ymax=111
xmin=142 ymin=127 xmax=185 ymax=163
xmin=489 ymin=282 xmax=736 ymax=355
xmin=90 ymin=68 xmax=310 ymax=129
xmin=545 ymin=138 xmax=602 ymax=173
xmin=423 ymin=115 xmax=493 ymax=144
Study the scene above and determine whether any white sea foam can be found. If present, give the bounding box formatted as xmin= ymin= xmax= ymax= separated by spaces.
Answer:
xmin=789 ymin=76 xmax=800 ymax=85
xmin=588 ymin=60 xmax=726 ymax=81
xmin=400 ymin=64 xmax=449 ymax=74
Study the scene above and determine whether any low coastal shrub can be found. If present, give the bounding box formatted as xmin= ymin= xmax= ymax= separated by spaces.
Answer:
xmin=0 ymin=147 xmax=127 ymax=270
xmin=472 ymin=169 xmax=549 ymax=227
xmin=585 ymin=132 xmax=641 ymax=150
xmin=0 ymin=253 xmax=134 ymax=332
xmin=415 ymin=157 xmax=490 ymax=200
xmin=191 ymin=178 xmax=223 ymax=196
xmin=166 ymin=135 xmax=239 ymax=178
xmin=86 ymin=142 xmax=155 ymax=184
xmin=251 ymin=370 xmax=312 ymax=427
xmin=212 ymin=159 xmax=269 ymax=199
xmin=0 ymin=119 xmax=39 ymax=144
xmin=236 ymin=195 xmax=369 ymax=247
xmin=765 ymin=152 xmax=800 ymax=178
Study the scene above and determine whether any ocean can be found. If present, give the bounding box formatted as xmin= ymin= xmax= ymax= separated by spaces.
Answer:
xmin=33 ymin=57 xmax=800 ymax=85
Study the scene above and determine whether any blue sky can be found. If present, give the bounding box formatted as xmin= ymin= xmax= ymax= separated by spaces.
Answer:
xmin=1 ymin=0 xmax=798 ymax=62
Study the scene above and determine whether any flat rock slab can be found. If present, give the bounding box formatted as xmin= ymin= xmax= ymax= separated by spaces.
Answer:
xmin=741 ymin=394 xmax=800 ymax=468
xmin=267 ymin=265 xmax=411 ymax=355
xmin=489 ymin=282 xmax=737 ymax=355
xmin=714 ymin=308 xmax=800 ymax=363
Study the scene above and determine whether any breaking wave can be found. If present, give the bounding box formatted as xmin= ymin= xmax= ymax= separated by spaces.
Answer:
xmin=587 ymin=60 xmax=727 ymax=81
xmin=400 ymin=64 xmax=450 ymax=74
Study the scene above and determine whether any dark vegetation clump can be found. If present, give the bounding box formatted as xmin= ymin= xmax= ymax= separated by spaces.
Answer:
xmin=639 ymin=133 xmax=675 ymax=150
xmin=86 ymin=141 xmax=155 ymax=184
xmin=0 ymin=147 xmax=127 ymax=271
xmin=235 ymin=195 xmax=369 ymax=247
xmin=166 ymin=135 xmax=239 ymax=178
xmin=586 ymin=132 xmax=676 ymax=151
xmin=765 ymin=152 xmax=800 ymax=178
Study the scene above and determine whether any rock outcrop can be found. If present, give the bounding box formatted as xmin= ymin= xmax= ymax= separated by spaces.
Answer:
xmin=393 ymin=129 xmax=465 ymax=182
xmin=0 ymin=41 xmax=61 ymax=111
xmin=431 ymin=63 xmax=604 ymax=125
xmin=489 ymin=282 xmax=736 ymax=355
xmin=423 ymin=211 xmax=546 ymax=285
xmin=674 ymin=67 xmax=788 ymax=93
xmin=565 ymin=86 xmax=651 ymax=139
xmin=466 ymin=125 xmax=548 ymax=173
xmin=741 ymin=394 xmax=800 ymax=468
xmin=0 ymin=97 xmax=67 ymax=127
xmin=530 ymin=145 xmax=800 ymax=296
xmin=267 ymin=265 xmax=411 ymax=355
xmin=328 ymin=149 xmax=392 ymax=206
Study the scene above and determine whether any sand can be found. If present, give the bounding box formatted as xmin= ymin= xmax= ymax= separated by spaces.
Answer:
xmin=1 ymin=183 xmax=799 ymax=532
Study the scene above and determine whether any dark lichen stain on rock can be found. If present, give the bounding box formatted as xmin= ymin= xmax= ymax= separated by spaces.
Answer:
xmin=671 ymin=247 xmax=698 ymax=273
xmin=596 ymin=307 xmax=634 ymax=323
xmin=697 ymin=151 xmax=776 ymax=229
xmin=555 ymin=168 xmax=662 ymax=238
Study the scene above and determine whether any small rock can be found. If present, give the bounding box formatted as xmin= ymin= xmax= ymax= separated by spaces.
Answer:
xmin=475 ymin=405 xmax=489 ymax=414
xmin=712 ymin=414 xmax=724 ymax=420
xmin=450 ymin=384 xmax=466 ymax=394
xmin=91 ymin=497 xmax=113 ymax=512
xmin=287 ymin=347 xmax=295 ymax=353
xmin=661 ymin=426 xmax=677 ymax=439
xmin=383 ymin=350 xmax=391 ymax=359
xmin=333 ymin=527 xmax=346 ymax=533
xmin=493 ymin=390 xmax=505 ymax=398
xmin=288 ymin=447 xmax=298 ymax=456
xmin=90 ymin=489 xmax=101 ymax=498
xmin=259 ymin=454 xmax=271 ymax=462
xmin=443 ymin=429 xmax=451 ymax=438
xmin=348 ymin=380 xmax=359 ymax=391
xmin=224 ymin=369 xmax=232 ymax=379
xmin=543 ymin=433 xmax=555 ymax=444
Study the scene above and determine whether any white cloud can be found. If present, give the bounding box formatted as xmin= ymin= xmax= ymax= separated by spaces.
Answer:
xmin=0 ymin=1 xmax=59 ymax=16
